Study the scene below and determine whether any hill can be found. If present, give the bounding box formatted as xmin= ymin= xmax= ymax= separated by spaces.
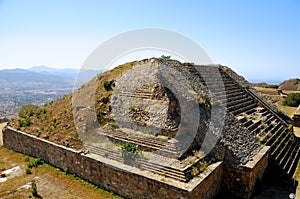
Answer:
xmin=8 ymin=61 xmax=135 ymax=150
xmin=0 ymin=67 xmax=99 ymax=90
xmin=278 ymin=78 xmax=300 ymax=91
xmin=0 ymin=68 xmax=74 ymax=90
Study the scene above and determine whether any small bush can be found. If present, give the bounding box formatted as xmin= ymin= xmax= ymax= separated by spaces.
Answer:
xmin=282 ymin=93 xmax=300 ymax=107
xmin=199 ymin=161 xmax=211 ymax=172
xmin=161 ymin=55 xmax=171 ymax=59
xmin=36 ymin=129 xmax=41 ymax=137
xmin=103 ymin=80 xmax=110 ymax=91
xmin=255 ymin=135 xmax=263 ymax=143
xmin=31 ymin=181 xmax=38 ymax=197
xmin=107 ymin=122 xmax=118 ymax=128
xmin=191 ymin=167 xmax=199 ymax=176
xmin=121 ymin=143 xmax=138 ymax=153
xmin=26 ymin=168 xmax=32 ymax=174
xmin=121 ymin=143 xmax=139 ymax=162
xmin=18 ymin=117 xmax=32 ymax=127
xmin=18 ymin=104 xmax=38 ymax=118
xmin=24 ymin=155 xmax=30 ymax=162
xmin=64 ymin=167 xmax=69 ymax=175
xmin=28 ymin=158 xmax=43 ymax=168
xmin=129 ymin=105 xmax=137 ymax=111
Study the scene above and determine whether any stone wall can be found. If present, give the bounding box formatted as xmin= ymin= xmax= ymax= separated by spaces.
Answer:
xmin=2 ymin=126 xmax=223 ymax=199
xmin=293 ymin=105 xmax=300 ymax=127
xmin=222 ymin=146 xmax=270 ymax=199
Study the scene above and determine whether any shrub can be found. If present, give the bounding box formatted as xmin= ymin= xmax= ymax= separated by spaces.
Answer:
xmin=24 ymin=155 xmax=30 ymax=162
xmin=121 ymin=143 xmax=138 ymax=153
xmin=199 ymin=161 xmax=211 ymax=172
xmin=129 ymin=105 xmax=137 ymax=111
xmin=64 ymin=167 xmax=70 ymax=175
xmin=18 ymin=104 xmax=38 ymax=118
xmin=255 ymin=135 xmax=263 ymax=143
xmin=18 ymin=117 xmax=32 ymax=127
xmin=103 ymin=80 xmax=110 ymax=91
xmin=36 ymin=129 xmax=41 ymax=137
xmin=191 ymin=167 xmax=199 ymax=176
xmin=161 ymin=55 xmax=171 ymax=59
xmin=107 ymin=122 xmax=118 ymax=128
xmin=28 ymin=158 xmax=44 ymax=168
xmin=121 ymin=143 xmax=139 ymax=163
xmin=26 ymin=168 xmax=32 ymax=174
xmin=282 ymin=93 xmax=300 ymax=107
xmin=31 ymin=180 xmax=38 ymax=197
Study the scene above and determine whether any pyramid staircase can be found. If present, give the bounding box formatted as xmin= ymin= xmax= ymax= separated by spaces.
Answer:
xmin=194 ymin=65 xmax=300 ymax=177
xmin=91 ymin=62 xmax=299 ymax=181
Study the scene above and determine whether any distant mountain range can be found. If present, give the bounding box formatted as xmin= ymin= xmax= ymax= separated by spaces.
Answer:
xmin=0 ymin=66 xmax=100 ymax=90
xmin=28 ymin=66 xmax=80 ymax=78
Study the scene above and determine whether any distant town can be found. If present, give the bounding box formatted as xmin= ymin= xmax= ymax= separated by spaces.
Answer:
xmin=0 ymin=65 xmax=98 ymax=120
xmin=0 ymin=87 xmax=73 ymax=119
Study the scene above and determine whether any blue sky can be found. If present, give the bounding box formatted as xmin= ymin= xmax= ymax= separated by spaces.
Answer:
xmin=0 ymin=0 xmax=299 ymax=82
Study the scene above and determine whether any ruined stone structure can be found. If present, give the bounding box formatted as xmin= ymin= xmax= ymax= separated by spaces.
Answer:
xmin=293 ymin=105 xmax=300 ymax=127
xmin=3 ymin=58 xmax=300 ymax=198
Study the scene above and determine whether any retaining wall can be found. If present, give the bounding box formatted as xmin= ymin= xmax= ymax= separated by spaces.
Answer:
xmin=3 ymin=126 xmax=223 ymax=199
xmin=293 ymin=105 xmax=300 ymax=127
xmin=222 ymin=146 xmax=270 ymax=199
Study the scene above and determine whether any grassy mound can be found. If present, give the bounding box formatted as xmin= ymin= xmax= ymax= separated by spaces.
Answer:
xmin=9 ymin=61 xmax=136 ymax=150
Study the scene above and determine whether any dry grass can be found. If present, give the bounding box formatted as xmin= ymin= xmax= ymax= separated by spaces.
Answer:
xmin=0 ymin=147 xmax=123 ymax=199
xmin=7 ymin=61 xmax=136 ymax=151
xmin=254 ymin=87 xmax=279 ymax=95
xmin=277 ymin=104 xmax=297 ymax=118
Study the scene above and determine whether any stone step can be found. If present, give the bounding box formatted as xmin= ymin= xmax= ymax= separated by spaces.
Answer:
xmin=99 ymin=130 xmax=181 ymax=158
xmin=226 ymin=95 xmax=252 ymax=107
xmin=275 ymin=137 xmax=294 ymax=162
xmin=208 ymin=84 xmax=240 ymax=93
xmin=286 ymin=144 xmax=300 ymax=176
xmin=118 ymin=91 xmax=152 ymax=99
xmin=261 ymin=123 xmax=281 ymax=142
xmin=242 ymin=119 xmax=254 ymax=128
xmin=278 ymin=140 xmax=295 ymax=166
xmin=198 ymin=75 xmax=232 ymax=83
xmin=251 ymin=123 xmax=266 ymax=137
xmin=265 ymin=125 xmax=285 ymax=145
xmin=213 ymin=90 xmax=245 ymax=101
xmin=113 ymin=130 xmax=168 ymax=146
xmin=85 ymin=144 xmax=188 ymax=182
xmin=228 ymin=100 xmax=254 ymax=111
xmin=264 ymin=114 xmax=276 ymax=125
xmin=270 ymin=130 xmax=292 ymax=156
xmin=248 ymin=120 xmax=262 ymax=132
xmin=282 ymin=142 xmax=299 ymax=174
xmin=139 ymin=161 xmax=187 ymax=182
xmin=86 ymin=144 xmax=184 ymax=173
xmin=85 ymin=144 xmax=122 ymax=162
xmin=237 ymin=116 xmax=247 ymax=123
xmin=229 ymin=102 xmax=257 ymax=115
xmin=260 ymin=109 xmax=269 ymax=117
xmin=108 ymin=131 xmax=166 ymax=147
